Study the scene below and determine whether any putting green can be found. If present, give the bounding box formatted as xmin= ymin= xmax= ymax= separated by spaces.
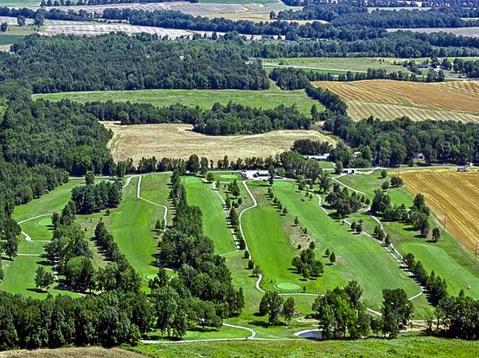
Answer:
xmin=275 ymin=282 xmax=301 ymax=291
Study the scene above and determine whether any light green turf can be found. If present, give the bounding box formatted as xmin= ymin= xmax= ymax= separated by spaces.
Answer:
xmin=272 ymin=180 xmax=424 ymax=312
xmin=132 ymin=335 xmax=479 ymax=358
xmin=335 ymin=171 xmax=479 ymax=299
xmin=33 ymin=85 xmax=322 ymax=117
xmin=242 ymin=181 xmax=322 ymax=294
xmin=182 ymin=176 xmax=235 ymax=254
xmin=105 ymin=175 xmax=166 ymax=286
xmin=199 ymin=0 xmax=276 ymax=3
xmin=1 ymin=179 xmax=86 ymax=297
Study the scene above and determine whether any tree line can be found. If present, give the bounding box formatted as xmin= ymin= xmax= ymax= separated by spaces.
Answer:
xmin=84 ymin=100 xmax=311 ymax=135
xmin=452 ymin=58 xmax=479 ymax=78
xmin=270 ymin=67 xmax=445 ymax=90
xmin=71 ymin=180 xmax=122 ymax=214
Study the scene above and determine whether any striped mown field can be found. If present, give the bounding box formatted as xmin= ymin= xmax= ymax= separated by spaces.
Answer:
xmin=401 ymin=169 xmax=479 ymax=253
xmin=313 ymin=80 xmax=479 ymax=122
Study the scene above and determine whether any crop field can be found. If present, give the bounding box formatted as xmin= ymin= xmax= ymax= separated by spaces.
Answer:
xmin=0 ymin=0 xmax=38 ymax=6
xmin=103 ymin=123 xmax=334 ymax=164
xmin=35 ymin=86 xmax=320 ymax=116
xmin=335 ymin=170 xmax=479 ymax=299
xmin=401 ymin=170 xmax=479 ymax=254
xmin=314 ymin=80 xmax=479 ymax=122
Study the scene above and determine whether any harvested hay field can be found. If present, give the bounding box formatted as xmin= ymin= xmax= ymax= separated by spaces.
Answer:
xmin=401 ymin=169 xmax=479 ymax=253
xmin=103 ymin=122 xmax=335 ymax=163
xmin=313 ymin=80 xmax=479 ymax=122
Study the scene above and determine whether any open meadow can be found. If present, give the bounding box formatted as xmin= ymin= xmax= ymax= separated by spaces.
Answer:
xmin=314 ymin=80 xmax=479 ymax=122
xmin=336 ymin=170 xmax=479 ymax=299
xmin=34 ymin=86 xmax=321 ymax=116
xmin=103 ymin=122 xmax=334 ymax=164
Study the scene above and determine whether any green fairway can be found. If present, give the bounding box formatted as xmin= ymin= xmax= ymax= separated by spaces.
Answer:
xmin=242 ymin=181 xmax=322 ymax=294
xmin=105 ymin=175 xmax=167 ymax=286
xmin=33 ymin=85 xmax=321 ymax=117
xmin=335 ymin=171 xmax=479 ymax=299
xmin=1 ymin=179 xmax=86 ymax=297
xmin=272 ymin=180 xmax=424 ymax=311
xmin=132 ymin=335 xmax=479 ymax=357
xmin=182 ymin=176 xmax=235 ymax=254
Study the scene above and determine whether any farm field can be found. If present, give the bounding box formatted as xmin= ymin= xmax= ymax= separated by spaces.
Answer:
xmin=314 ymin=79 xmax=479 ymax=122
xmin=262 ymin=57 xmax=415 ymax=74
xmin=34 ymin=86 xmax=321 ymax=116
xmin=103 ymin=122 xmax=334 ymax=164
xmin=0 ymin=0 xmax=38 ymax=5
xmin=401 ymin=170 xmax=479 ymax=254
xmin=335 ymin=170 xmax=479 ymax=299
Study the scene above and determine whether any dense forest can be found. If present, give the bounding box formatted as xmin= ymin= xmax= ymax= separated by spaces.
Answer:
xmin=322 ymin=112 xmax=479 ymax=166
xmin=0 ymin=34 xmax=269 ymax=93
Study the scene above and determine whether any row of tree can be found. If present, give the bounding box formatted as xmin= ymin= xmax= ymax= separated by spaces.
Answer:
xmin=41 ymin=0 xmax=193 ymax=6
xmin=270 ymin=67 xmax=445 ymax=89
xmin=84 ymin=100 xmax=311 ymax=135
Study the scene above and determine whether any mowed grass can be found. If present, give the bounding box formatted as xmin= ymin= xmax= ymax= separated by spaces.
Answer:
xmin=242 ymin=181 xmax=322 ymax=293
xmin=314 ymin=80 xmax=479 ymax=122
xmin=1 ymin=179 xmax=85 ymax=298
xmin=34 ymin=85 xmax=321 ymax=117
xmin=105 ymin=175 xmax=167 ymax=286
xmin=0 ymin=0 xmax=38 ymax=6
xmin=272 ymin=180 xmax=423 ymax=312
xmin=132 ymin=335 xmax=479 ymax=358
xmin=182 ymin=176 xmax=236 ymax=254
xmin=335 ymin=170 xmax=479 ymax=299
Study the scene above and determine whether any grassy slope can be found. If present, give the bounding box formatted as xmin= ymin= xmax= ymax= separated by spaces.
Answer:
xmin=132 ymin=335 xmax=479 ymax=358
xmin=336 ymin=171 xmax=479 ymax=299
xmin=33 ymin=85 xmax=322 ymax=117
xmin=182 ymin=176 xmax=235 ymax=255
xmin=1 ymin=179 xmax=84 ymax=297
xmin=272 ymin=180 xmax=424 ymax=312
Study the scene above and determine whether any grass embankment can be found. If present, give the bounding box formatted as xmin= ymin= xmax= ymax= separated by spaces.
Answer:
xmin=132 ymin=335 xmax=479 ymax=357
xmin=335 ymin=170 xmax=479 ymax=299
xmin=33 ymin=84 xmax=322 ymax=117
